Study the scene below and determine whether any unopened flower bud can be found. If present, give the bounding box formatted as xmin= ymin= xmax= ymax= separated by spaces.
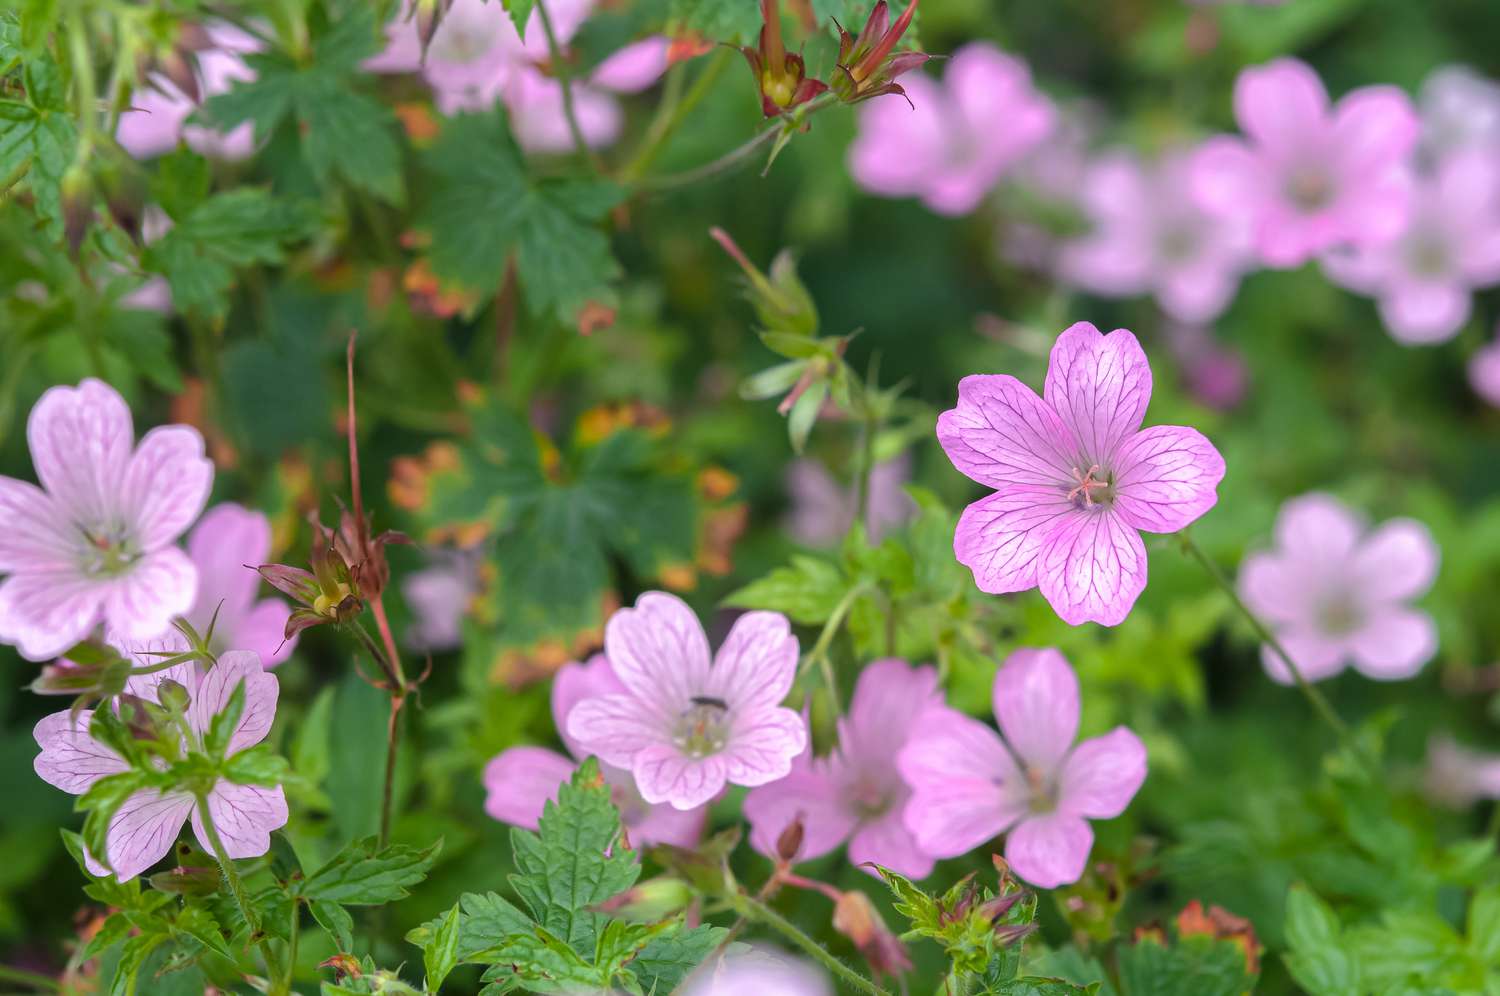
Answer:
xmin=775 ymin=813 xmax=806 ymax=863
xmin=592 ymin=877 xmax=693 ymax=920
xmin=710 ymin=227 xmax=818 ymax=336
xmin=832 ymin=890 xmax=912 ymax=977
xmin=149 ymin=864 xmax=220 ymax=896
xmin=155 ymin=678 xmax=191 ymax=713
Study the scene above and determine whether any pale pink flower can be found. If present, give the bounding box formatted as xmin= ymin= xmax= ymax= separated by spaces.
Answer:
xmin=0 ymin=379 xmax=213 ymax=661
xmin=118 ymin=206 xmax=173 ymax=313
xmin=1418 ymin=66 xmax=1500 ymax=161
xmin=116 ymin=23 xmax=260 ymax=161
xmin=1191 ymin=57 xmax=1419 ymax=268
xmin=681 ymin=948 xmax=831 ymax=996
xmin=565 ymin=592 xmax=806 ymax=810
xmin=848 ymin=42 xmax=1054 ymax=216
xmin=401 ymin=546 xmax=482 ymax=653
xmin=784 ymin=454 xmax=916 ymax=548
xmin=1238 ymin=493 xmax=1439 ymax=684
xmin=1423 ymin=735 xmax=1500 ymax=809
xmin=484 ymin=654 xmax=705 ymax=846
xmin=33 ymin=650 xmax=286 ymax=881
xmin=937 ymin=322 xmax=1225 ymax=627
xmin=185 ymin=504 xmax=295 ymax=667
xmin=506 ymin=37 xmax=670 ymax=154
xmin=1061 ymin=148 xmax=1253 ymax=324
xmin=1321 ymin=150 xmax=1500 ymax=344
xmin=897 ymin=648 xmax=1146 ymax=889
xmin=744 ymin=660 xmax=944 ymax=879
xmin=1469 ymin=331 xmax=1500 ymax=407
xmin=996 ymin=103 xmax=1099 ymax=273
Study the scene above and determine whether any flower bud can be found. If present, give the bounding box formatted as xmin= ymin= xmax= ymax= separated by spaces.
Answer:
xmin=592 ymin=877 xmax=693 ymax=920
xmin=710 ymin=227 xmax=818 ymax=336
xmin=149 ymin=864 xmax=221 ymax=896
xmin=155 ymin=678 xmax=191 ymax=714
xmin=832 ymin=889 xmax=912 ymax=977
xmin=775 ymin=812 xmax=806 ymax=863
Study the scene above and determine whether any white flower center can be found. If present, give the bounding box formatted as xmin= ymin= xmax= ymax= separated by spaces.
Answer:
xmin=673 ymin=696 xmax=730 ymax=758
xmin=77 ymin=524 xmax=140 ymax=578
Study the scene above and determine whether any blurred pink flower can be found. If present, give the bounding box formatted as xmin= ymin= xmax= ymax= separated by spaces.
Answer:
xmin=897 ymin=647 xmax=1146 ymax=889
xmin=848 ymin=42 xmax=1054 ymax=216
xmin=784 ymin=454 xmax=915 ymax=547
xmin=116 ymin=23 xmax=261 ymax=161
xmin=1165 ymin=323 xmax=1247 ymax=411
xmin=937 ymin=322 xmax=1225 ymax=626
xmin=1061 ymin=148 xmax=1253 ymax=324
xmin=565 ymin=592 xmax=806 ymax=810
xmin=997 ymin=104 xmax=1099 ymax=273
xmin=33 ymin=650 xmax=286 ymax=881
xmin=1321 ymin=150 xmax=1500 ymax=344
xmin=1239 ymin=493 xmax=1440 ymax=684
xmin=507 ymin=37 xmax=670 ymax=153
xmin=484 ymin=654 xmax=705 ymax=846
xmin=681 ymin=948 xmax=831 ymax=996
xmin=401 ymin=545 xmax=482 ymax=653
xmin=1191 ymin=57 xmax=1419 ymax=268
xmin=185 ymin=504 xmax=295 ymax=667
xmin=1419 ymin=66 xmax=1500 ymax=161
xmin=744 ymin=659 xmax=944 ymax=878
xmin=0 ymin=379 xmax=213 ymax=661
xmin=1424 ymin=735 xmax=1500 ymax=808
xmin=118 ymin=207 xmax=174 ymax=313
xmin=1469 ymin=331 xmax=1500 ymax=406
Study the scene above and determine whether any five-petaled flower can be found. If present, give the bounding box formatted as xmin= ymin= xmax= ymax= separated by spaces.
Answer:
xmin=898 ymin=647 xmax=1147 ymax=889
xmin=1238 ymin=493 xmax=1440 ymax=684
xmin=937 ymin=322 xmax=1225 ymax=627
xmin=0 ymin=379 xmax=214 ymax=661
xmin=33 ymin=649 xmax=287 ymax=881
xmin=565 ymin=592 xmax=807 ymax=810
xmin=745 ymin=659 xmax=943 ymax=878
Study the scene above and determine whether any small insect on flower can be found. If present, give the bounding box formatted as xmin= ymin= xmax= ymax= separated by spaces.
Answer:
xmin=565 ymin=592 xmax=807 ymax=810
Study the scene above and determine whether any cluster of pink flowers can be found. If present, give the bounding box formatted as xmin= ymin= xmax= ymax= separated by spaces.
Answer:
xmin=116 ymin=22 xmax=262 ymax=161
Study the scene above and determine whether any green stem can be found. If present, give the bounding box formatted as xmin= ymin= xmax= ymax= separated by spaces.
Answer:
xmin=195 ymin=792 xmax=280 ymax=981
xmin=797 ymin=580 xmax=874 ymax=701
xmin=639 ymin=124 xmax=782 ymax=192
xmin=731 ymin=892 xmax=891 ymax=996
xmin=0 ymin=964 xmax=60 ymax=992
xmin=534 ymin=0 xmax=604 ymax=173
xmin=1179 ymin=531 xmax=1350 ymax=740
xmin=620 ymin=48 xmax=731 ymax=183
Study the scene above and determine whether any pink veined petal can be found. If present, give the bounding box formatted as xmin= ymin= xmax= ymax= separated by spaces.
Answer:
xmin=1189 ymin=136 xmax=1266 ymax=218
xmin=1330 ymin=85 xmax=1419 ymax=179
xmin=1273 ymin=493 xmax=1363 ymax=564
xmin=104 ymin=546 xmax=198 ymax=642
xmin=627 ymin=795 xmax=707 ymax=848
xmin=897 ymin=707 xmax=1019 ymax=787
xmin=838 ymin=659 xmax=941 ymax=767
xmin=1110 ymin=425 xmax=1226 ymax=534
xmin=27 ymin=379 xmax=134 ymax=528
xmin=897 ymin=709 xmax=1029 ymax=857
xmin=954 ymin=488 xmax=1080 ymax=596
xmin=121 ymin=425 xmax=213 ymax=550
xmin=101 ymin=789 xmax=195 ymax=881
xmin=1378 ymin=280 xmax=1470 ymax=345
xmin=707 ymin=612 xmax=799 ymax=712
xmin=1351 ymin=519 xmax=1439 ymax=603
xmin=743 ymin=764 xmax=856 ymax=863
xmin=721 ymin=706 xmax=807 ymax=788
xmin=1260 ymin=627 xmax=1351 ymax=685
xmin=552 ymin=654 xmax=626 ymax=759
xmin=1043 ymin=324 xmax=1153 ymax=466
xmin=33 ymin=710 xmax=129 ymax=794
xmin=0 ymin=571 xmax=105 ymax=662
xmin=1347 ymin=608 xmax=1437 ymax=681
xmin=632 ymin=744 xmax=727 ymax=810
xmin=993 ymin=648 xmax=1079 ymax=774
xmin=0 ymin=477 xmax=78 ymax=572
xmin=187 ymin=503 xmax=271 ymax=628
xmin=187 ymin=651 xmax=277 ymax=754
xmin=482 ymin=746 xmax=576 ymax=830
xmin=590 ymin=36 xmax=669 ymax=93
xmin=235 ymin=599 xmax=296 ymax=667
xmin=189 ymin=782 xmax=288 ymax=860
xmin=1036 ymin=510 xmax=1148 ymax=627
xmin=902 ymin=779 xmax=1027 ymax=860
xmin=1003 ymin=812 xmax=1094 ymax=889
xmin=565 ymin=693 xmax=668 ymax=769
xmin=937 ymin=374 xmax=1078 ymax=490
xmin=603 ymin=591 xmax=710 ymax=714
xmin=1234 ymin=58 xmax=1330 ymax=157
xmin=847 ymin=807 xmax=936 ymax=880
xmin=1057 ymin=727 xmax=1147 ymax=820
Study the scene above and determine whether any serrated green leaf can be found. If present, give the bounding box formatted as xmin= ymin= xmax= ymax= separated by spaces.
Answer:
xmin=410 ymin=890 xmax=535 ymax=965
xmin=724 ymin=555 xmax=848 ymax=624
xmin=1470 ymin=884 xmax=1500 ymax=963
xmin=479 ymin=926 xmax=602 ymax=992
xmin=423 ymin=901 xmax=462 ymax=992
xmin=0 ymin=88 xmax=77 ymax=240
xmin=990 ymin=979 xmax=1099 ymax=996
xmin=1116 ymin=934 xmax=1257 ymax=996
xmin=630 ymin=923 xmax=730 ymax=994
xmin=171 ymin=905 xmax=234 ymax=960
xmin=310 ymin=899 xmax=354 ymax=951
xmin=299 ymin=836 xmax=441 ymax=905
xmin=203 ymin=678 xmax=246 ymax=759
xmin=222 ymin=742 xmax=292 ymax=786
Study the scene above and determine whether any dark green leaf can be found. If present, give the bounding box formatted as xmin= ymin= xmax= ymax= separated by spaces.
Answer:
xmin=630 ymin=923 xmax=729 ymax=994
xmin=310 ymin=900 xmax=354 ymax=951
xmin=299 ymin=836 xmax=441 ymax=905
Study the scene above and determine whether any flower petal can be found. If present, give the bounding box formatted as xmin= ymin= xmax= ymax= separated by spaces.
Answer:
xmin=936 ymin=375 xmax=1077 ymax=490
xmin=0 ymin=571 xmax=105 ymax=661
xmin=722 ymin=706 xmax=806 ymax=787
xmin=993 ymin=648 xmax=1079 ymax=774
xmin=744 ymin=764 xmax=856 ymax=863
xmin=1331 ymin=85 xmax=1418 ymax=178
xmin=604 ymin=591 xmax=710 ymax=713
xmin=954 ymin=488 xmax=1079 ymax=595
xmin=1043 ymin=323 xmax=1152 ymax=465
xmin=482 ymin=747 xmax=576 ymax=830
xmin=188 ymin=651 xmax=277 ymax=754
xmin=104 ymin=546 xmax=197 ymax=642
xmin=898 ymin=708 xmax=1027 ymax=858
xmin=1190 ymin=136 xmax=1266 ymax=218
xmin=848 ymin=808 xmax=936 ymax=880
xmin=1234 ymin=58 xmax=1329 ymax=156
xmin=897 ymin=707 xmax=1018 ymax=786
xmin=1348 ymin=608 xmax=1436 ymax=681
xmin=101 ymin=789 xmax=195 ymax=881
xmin=27 ymin=378 xmax=134 ymax=527
xmin=553 ymin=654 xmax=626 ymax=758
xmin=632 ymin=744 xmax=727 ymax=810
xmin=187 ymin=503 xmax=271 ymax=630
xmin=1003 ymin=812 xmax=1093 ymax=889
xmin=1238 ymin=551 xmax=1315 ymax=625
xmin=1378 ymin=280 xmax=1470 ymax=345
xmin=1351 ymin=518 xmax=1439 ymax=603
xmin=33 ymin=709 xmax=129 ymax=794
xmin=1260 ymin=627 xmax=1350 ymax=685
xmin=839 ymin=659 xmax=942 ymax=767
xmin=707 ymin=611 xmax=799 ymax=712
xmin=590 ymin=36 xmax=669 ymax=93
xmin=0 ymin=477 xmax=78 ymax=572
xmin=1110 ymin=425 xmax=1226 ymax=533
xmin=1037 ymin=510 xmax=1148 ymax=627
xmin=1058 ymin=727 xmax=1147 ymax=820
xmin=1273 ymin=493 xmax=1362 ymax=564
xmin=121 ymin=425 xmax=213 ymax=550
xmin=625 ymin=794 xmax=707 ymax=848
xmin=235 ymin=599 xmax=296 ymax=667
xmin=190 ymin=782 xmax=288 ymax=859
xmin=565 ymin=693 xmax=667 ymax=769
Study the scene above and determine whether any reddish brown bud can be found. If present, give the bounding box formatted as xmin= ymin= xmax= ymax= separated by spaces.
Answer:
xmin=832 ymin=890 xmax=912 ymax=978
xmin=775 ymin=813 xmax=806 ymax=863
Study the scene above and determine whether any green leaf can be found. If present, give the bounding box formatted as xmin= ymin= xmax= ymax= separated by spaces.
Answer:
xmin=1116 ymin=935 xmax=1257 ymax=996
xmin=0 ymin=82 xmax=77 ymax=239
xmin=990 ymin=980 xmax=1100 ymax=996
xmin=222 ymin=743 xmax=292 ymax=786
xmin=171 ymin=905 xmax=234 ymax=961
xmin=327 ymin=672 xmax=388 ymax=842
xmin=77 ymin=771 xmax=149 ymax=876
xmin=724 ymin=555 xmax=848 ymax=625
xmin=501 ymin=0 xmax=537 ymax=32
xmin=669 ymin=0 xmax=763 ymax=44
xmin=423 ymin=902 xmax=463 ymax=993
xmin=310 ymin=899 xmax=354 ymax=952
xmin=421 ymin=111 xmax=621 ymax=321
xmin=479 ymin=927 xmax=602 ymax=992
xmin=410 ymin=890 xmax=535 ymax=965
xmin=1469 ymin=884 xmax=1500 ymax=964
xmin=299 ymin=836 xmax=441 ymax=905
xmin=630 ymin=923 xmax=730 ymax=994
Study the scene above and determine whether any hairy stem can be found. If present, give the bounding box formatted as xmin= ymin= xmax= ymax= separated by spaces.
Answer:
xmin=196 ymin=793 xmax=280 ymax=986
xmin=730 ymin=892 xmax=892 ymax=996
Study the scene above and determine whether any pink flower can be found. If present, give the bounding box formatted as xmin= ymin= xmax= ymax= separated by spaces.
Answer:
xmin=33 ymin=650 xmax=286 ymax=881
xmin=1419 ymin=66 xmax=1500 ymax=161
xmin=1469 ymin=330 xmax=1500 ymax=406
xmin=1165 ymin=322 xmax=1247 ymax=412
xmin=484 ymin=654 xmax=705 ymax=847
xmin=1424 ymin=735 xmax=1500 ymax=809
xmin=185 ymin=504 xmax=295 ymax=667
xmin=116 ymin=23 xmax=261 ymax=161
xmin=848 ymin=42 xmax=1054 ymax=216
xmin=784 ymin=454 xmax=916 ymax=548
xmin=897 ymin=648 xmax=1146 ymax=889
xmin=401 ymin=546 xmax=481 ymax=653
xmin=937 ymin=322 xmax=1225 ymax=627
xmin=565 ymin=592 xmax=806 ymax=810
xmin=506 ymin=37 xmax=670 ymax=154
xmin=1061 ymin=148 xmax=1253 ymax=324
xmin=1191 ymin=58 xmax=1419 ymax=268
xmin=1321 ymin=150 xmax=1500 ymax=344
xmin=744 ymin=659 xmax=944 ymax=879
xmin=0 ymin=379 xmax=213 ymax=661
xmin=1238 ymin=493 xmax=1440 ymax=683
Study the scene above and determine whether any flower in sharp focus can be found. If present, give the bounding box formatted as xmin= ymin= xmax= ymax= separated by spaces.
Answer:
xmin=1238 ymin=493 xmax=1440 ymax=683
xmin=830 ymin=0 xmax=929 ymax=105
xmin=116 ymin=22 xmax=261 ymax=161
xmin=185 ymin=503 xmax=296 ymax=666
xmin=0 ymin=378 xmax=214 ymax=661
xmin=565 ymin=592 xmax=807 ymax=810
xmin=744 ymin=659 xmax=944 ymax=878
xmin=484 ymin=654 xmax=706 ymax=846
xmin=1423 ymin=735 xmax=1500 ymax=809
xmin=937 ymin=322 xmax=1226 ymax=627
xmin=897 ymin=647 xmax=1147 ymax=889
xmin=1320 ymin=150 xmax=1500 ymax=345
xmin=1190 ymin=57 xmax=1419 ymax=268
xmin=256 ymin=524 xmax=364 ymax=641
xmin=784 ymin=454 xmax=916 ymax=547
xmin=848 ymin=42 xmax=1054 ymax=216
xmin=33 ymin=650 xmax=286 ymax=881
